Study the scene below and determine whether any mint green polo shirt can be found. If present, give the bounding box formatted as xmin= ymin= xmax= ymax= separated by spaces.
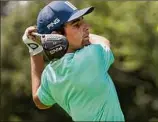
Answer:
xmin=37 ymin=44 xmax=125 ymax=121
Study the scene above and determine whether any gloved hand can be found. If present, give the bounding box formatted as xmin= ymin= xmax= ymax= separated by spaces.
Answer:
xmin=22 ymin=26 xmax=43 ymax=56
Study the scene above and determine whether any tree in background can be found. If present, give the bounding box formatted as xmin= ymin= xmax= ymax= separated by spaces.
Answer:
xmin=1 ymin=1 xmax=158 ymax=122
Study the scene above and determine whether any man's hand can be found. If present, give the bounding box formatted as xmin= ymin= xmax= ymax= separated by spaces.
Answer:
xmin=22 ymin=26 xmax=43 ymax=56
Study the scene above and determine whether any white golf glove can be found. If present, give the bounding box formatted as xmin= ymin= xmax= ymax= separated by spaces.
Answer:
xmin=22 ymin=27 xmax=43 ymax=56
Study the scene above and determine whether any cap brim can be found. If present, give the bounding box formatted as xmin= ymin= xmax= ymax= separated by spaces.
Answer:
xmin=67 ymin=6 xmax=94 ymax=22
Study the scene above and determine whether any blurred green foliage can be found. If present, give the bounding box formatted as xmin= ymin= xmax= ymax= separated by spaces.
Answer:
xmin=1 ymin=1 xmax=158 ymax=122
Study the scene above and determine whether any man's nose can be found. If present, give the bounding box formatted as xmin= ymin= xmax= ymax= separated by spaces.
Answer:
xmin=83 ymin=22 xmax=90 ymax=30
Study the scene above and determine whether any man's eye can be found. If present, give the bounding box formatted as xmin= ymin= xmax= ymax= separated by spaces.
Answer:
xmin=74 ymin=23 xmax=80 ymax=28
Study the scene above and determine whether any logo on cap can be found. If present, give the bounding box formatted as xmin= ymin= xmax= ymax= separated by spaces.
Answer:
xmin=65 ymin=1 xmax=77 ymax=10
xmin=47 ymin=18 xmax=60 ymax=29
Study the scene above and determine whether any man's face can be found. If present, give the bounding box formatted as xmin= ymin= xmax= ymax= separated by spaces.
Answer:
xmin=64 ymin=17 xmax=90 ymax=52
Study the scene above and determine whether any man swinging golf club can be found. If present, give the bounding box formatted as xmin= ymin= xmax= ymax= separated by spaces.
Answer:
xmin=22 ymin=1 xmax=125 ymax=121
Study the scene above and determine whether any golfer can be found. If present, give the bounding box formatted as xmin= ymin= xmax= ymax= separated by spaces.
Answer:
xmin=22 ymin=1 xmax=125 ymax=121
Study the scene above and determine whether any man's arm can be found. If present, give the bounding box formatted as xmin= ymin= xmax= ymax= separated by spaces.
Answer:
xmin=89 ymin=34 xmax=110 ymax=48
xmin=30 ymin=54 xmax=51 ymax=109
xmin=89 ymin=34 xmax=114 ymax=72
xmin=22 ymin=26 xmax=51 ymax=109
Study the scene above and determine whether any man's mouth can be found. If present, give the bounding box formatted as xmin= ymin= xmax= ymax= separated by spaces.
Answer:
xmin=84 ymin=36 xmax=89 ymax=39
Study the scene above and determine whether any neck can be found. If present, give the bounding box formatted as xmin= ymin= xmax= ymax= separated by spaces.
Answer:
xmin=66 ymin=48 xmax=75 ymax=53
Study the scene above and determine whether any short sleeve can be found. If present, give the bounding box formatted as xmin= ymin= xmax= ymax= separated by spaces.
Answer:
xmin=37 ymin=70 xmax=56 ymax=106
xmin=99 ymin=45 xmax=115 ymax=71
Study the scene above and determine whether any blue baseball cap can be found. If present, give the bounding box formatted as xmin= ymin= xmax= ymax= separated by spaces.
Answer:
xmin=37 ymin=1 xmax=94 ymax=34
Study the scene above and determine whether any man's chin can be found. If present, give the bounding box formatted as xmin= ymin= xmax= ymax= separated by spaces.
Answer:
xmin=82 ymin=38 xmax=90 ymax=46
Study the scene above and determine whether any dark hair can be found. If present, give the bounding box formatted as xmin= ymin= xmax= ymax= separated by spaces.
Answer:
xmin=54 ymin=24 xmax=65 ymax=35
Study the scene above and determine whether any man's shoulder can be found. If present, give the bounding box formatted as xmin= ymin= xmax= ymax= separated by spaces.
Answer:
xmin=73 ymin=44 xmax=103 ymax=61
xmin=69 ymin=44 xmax=103 ymax=70
xmin=74 ymin=44 xmax=101 ymax=54
xmin=42 ymin=44 xmax=103 ymax=73
xmin=41 ymin=64 xmax=55 ymax=78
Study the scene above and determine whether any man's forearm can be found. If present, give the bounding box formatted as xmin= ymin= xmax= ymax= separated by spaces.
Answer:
xmin=89 ymin=34 xmax=110 ymax=48
xmin=30 ymin=53 xmax=44 ymax=97
xmin=30 ymin=53 xmax=52 ymax=109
